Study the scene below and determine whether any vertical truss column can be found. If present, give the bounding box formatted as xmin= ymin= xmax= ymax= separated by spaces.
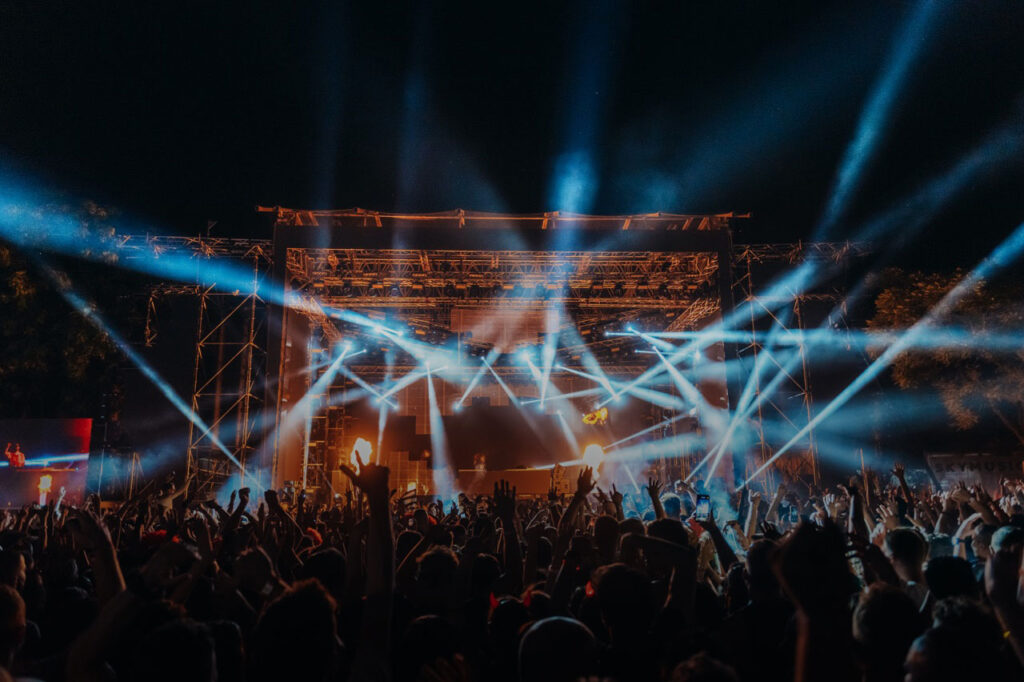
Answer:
xmin=732 ymin=254 xmax=775 ymax=488
xmin=303 ymin=343 xmax=329 ymax=491
xmin=186 ymin=248 xmax=270 ymax=495
xmin=732 ymin=251 xmax=820 ymax=487
xmin=791 ymin=296 xmax=819 ymax=483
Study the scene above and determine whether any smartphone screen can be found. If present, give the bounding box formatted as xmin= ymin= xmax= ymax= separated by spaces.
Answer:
xmin=789 ymin=506 xmax=800 ymax=524
xmin=694 ymin=494 xmax=711 ymax=521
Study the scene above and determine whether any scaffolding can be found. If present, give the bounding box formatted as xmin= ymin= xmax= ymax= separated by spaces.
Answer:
xmin=122 ymin=236 xmax=272 ymax=494
xmin=185 ymin=246 xmax=270 ymax=494
xmin=730 ymin=242 xmax=870 ymax=485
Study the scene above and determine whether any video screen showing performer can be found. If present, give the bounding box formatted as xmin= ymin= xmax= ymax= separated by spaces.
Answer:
xmin=0 ymin=419 xmax=92 ymax=507
xmin=4 ymin=443 xmax=25 ymax=468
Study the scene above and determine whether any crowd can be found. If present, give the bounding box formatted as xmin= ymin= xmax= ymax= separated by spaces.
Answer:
xmin=0 ymin=455 xmax=1023 ymax=681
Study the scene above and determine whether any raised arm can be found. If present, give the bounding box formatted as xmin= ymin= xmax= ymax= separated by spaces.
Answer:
xmin=700 ymin=514 xmax=739 ymax=571
xmin=338 ymin=451 xmax=394 ymax=681
xmin=893 ymin=463 xmax=914 ymax=505
xmin=764 ymin=483 xmax=785 ymax=524
xmin=744 ymin=490 xmax=762 ymax=539
xmin=494 ymin=479 xmax=523 ymax=593
xmin=647 ymin=478 xmax=666 ymax=520
xmin=546 ymin=466 xmax=595 ymax=594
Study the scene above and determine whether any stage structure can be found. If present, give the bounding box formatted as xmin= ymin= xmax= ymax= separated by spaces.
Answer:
xmin=260 ymin=209 xmax=869 ymax=495
xmin=118 ymin=212 xmax=869 ymax=496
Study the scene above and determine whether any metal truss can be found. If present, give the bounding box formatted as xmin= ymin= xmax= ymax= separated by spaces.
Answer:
xmin=732 ymin=241 xmax=873 ymax=265
xmin=728 ymin=244 xmax=869 ymax=485
xmin=259 ymin=206 xmax=742 ymax=232
xmin=337 ymin=363 xmax=651 ymax=377
xmin=119 ymin=234 xmax=273 ymax=495
xmin=118 ymin=234 xmax=272 ymax=260
xmin=184 ymin=258 xmax=270 ymax=495
xmin=286 ymin=248 xmax=721 ymax=308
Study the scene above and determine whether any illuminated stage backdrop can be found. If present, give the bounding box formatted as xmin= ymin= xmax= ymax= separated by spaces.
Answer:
xmin=263 ymin=210 xmax=740 ymax=493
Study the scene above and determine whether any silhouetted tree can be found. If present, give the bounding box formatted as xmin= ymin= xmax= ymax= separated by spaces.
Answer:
xmin=869 ymin=268 xmax=1024 ymax=446
xmin=0 ymin=201 xmax=124 ymax=417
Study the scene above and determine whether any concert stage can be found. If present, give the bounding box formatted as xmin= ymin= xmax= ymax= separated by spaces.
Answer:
xmin=135 ymin=209 xmax=867 ymax=497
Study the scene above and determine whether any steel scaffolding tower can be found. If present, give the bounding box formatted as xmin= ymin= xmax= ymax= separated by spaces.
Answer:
xmin=184 ymin=245 xmax=271 ymax=495
xmin=122 ymin=236 xmax=273 ymax=494
xmin=730 ymin=242 xmax=870 ymax=485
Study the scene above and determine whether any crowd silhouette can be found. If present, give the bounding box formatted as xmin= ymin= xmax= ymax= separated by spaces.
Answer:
xmin=0 ymin=454 xmax=1022 ymax=681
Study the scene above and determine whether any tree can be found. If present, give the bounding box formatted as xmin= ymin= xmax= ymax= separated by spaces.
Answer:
xmin=0 ymin=201 xmax=124 ymax=417
xmin=868 ymin=268 xmax=1024 ymax=446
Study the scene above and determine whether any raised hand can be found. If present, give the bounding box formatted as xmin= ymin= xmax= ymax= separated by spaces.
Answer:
xmin=892 ymin=462 xmax=906 ymax=480
xmin=264 ymin=488 xmax=283 ymax=514
xmin=950 ymin=480 xmax=971 ymax=504
xmin=610 ymin=483 xmax=623 ymax=507
xmin=575 ymin=466 xmax=596 ymax=499
xmin=237 ymin=487 xmax=250 ymax=512
xmin=914 ymin=501 xmax=935 ymax=527
xmin=646 ymin=477 xmax=663 ymax=500
xmin=823 ymin=493 xmax=839 ymax=520
xmin=338 ymin=449 xmax=390 ymax=504
xmin=493 ymin=480 xmax=516 ymax=521
xmin=876 ymin=502 xmax=899 ymax=531
xmin=760 ymin=521 xmax=782 ymax=540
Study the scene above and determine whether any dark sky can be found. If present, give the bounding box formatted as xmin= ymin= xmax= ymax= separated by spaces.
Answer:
xmin=2 ymin=0 xmax=1023 ymax=262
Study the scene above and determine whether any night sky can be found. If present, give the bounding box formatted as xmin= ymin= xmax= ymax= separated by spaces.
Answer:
xmin=2 ymin=1 xmax=1023 ymax=262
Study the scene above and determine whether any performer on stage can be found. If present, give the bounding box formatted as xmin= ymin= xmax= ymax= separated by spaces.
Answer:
xmin=4 ymin=442 xmax=25 ymax=468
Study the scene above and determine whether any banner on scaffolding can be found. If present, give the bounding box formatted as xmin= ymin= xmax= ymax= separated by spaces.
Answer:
xmin=926 ymin=452 xmax=1024 ymax=491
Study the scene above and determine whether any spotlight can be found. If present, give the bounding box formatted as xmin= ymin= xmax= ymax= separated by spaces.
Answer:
xmin=582 ymin=444 xmax=605 ymax=469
